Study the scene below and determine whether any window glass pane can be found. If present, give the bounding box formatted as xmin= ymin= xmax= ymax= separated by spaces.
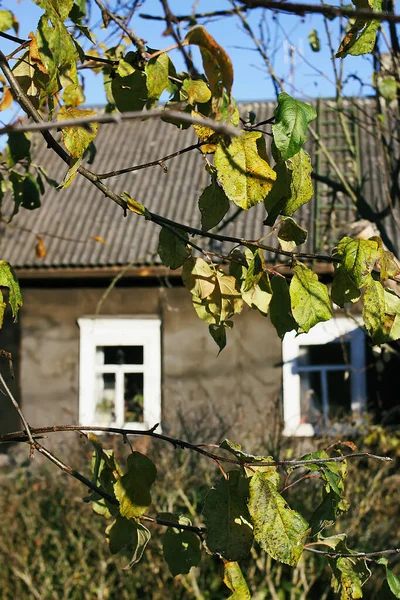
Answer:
xmin=124 ymin=373 xmax=144 ymax=423
xmin=94 ymin=373 xmax=116 ymax=424
xmin=298 ymin=342 xmax=350 ymax=366
xmin=96 ymin=345 xmax=144 ymax=365
xmin=300 ymin=371 xmax=323 ymax=427
xmin=327 ymin=370 xmax=351 ymax=419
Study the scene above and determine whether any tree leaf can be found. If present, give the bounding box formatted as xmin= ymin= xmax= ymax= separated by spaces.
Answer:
xmin=378 ymin=78 xmax=397 ymax=103
xmin=264 ymin=149 xmax=313 ymax=225
xmin=209 ymin=271 xmax=243 ymax=323
xmin=36 ymin=12 xmax=78 ymax=92
xmin=162 ymin=514 xmax=201 ymax=576
xmin=248 ymin=470 xmax=309 ymax=566
xmin=9 ymin=171 xmax=41 ymax=217
xmin=6 ymin=132 xmax=31 ymax=167
xmin=209 ymin=323 xmax=227 ymax=354
xmin=272 ymin=93 xmax=316 ymax=162
xmin=270 ymin=275 xmax=297 ymax=339
xmin=182 ymin=78 xmax=211 ymax=105
xmin=57 ymin=107 xmax=98 ymax=159
xmin=0 ymin=10 xmax=14 ymax=32
xmin=0 ymin=261 xmax=23 ymax=324
xmin=362 ymin=275 xmax=391 ymax=344
xmin=215 ymin=131 xmax=276 ymax=210
xmin=158 ymin=227 xmax=190 ymax=270
xmin=111 ymin=70 xmax=147 ymax=112
xmin=203 ymin=470 xmax=254 ymax=562
xmin=277 ymin=217 xmax=308 ymax=251
xmin=371 ymin=235 xmax=400 ymax=280
xmin=114 ymin=452 xmax=157 ymax=519
xmin=182 ymin=257 xmax=216 ymax=299
xmin=336 ymin=0 xmax=382 ymax=58
xmin=105 ymin=515 xmax=151 ymax=569
xmin=290 ymin=263 xmax=332 ymax=333
xmin=88 ymin=440 xmax=120 ymax=519
xmin=185 ymin=25 xmax=233 ymax=95
xmin=333 ymin=237 xmax=378 ymax=289
xmin=308 ymin=29 xmax=320 ymax=52
xmin=331 ymin=267 xmax=361 ymax=308
xmin=145 ymin=52 xmax=173 ymax=102
xmin=198 ymin=180 xmax=230 ymax=231
xmin=223 ymin=561 xmax=251 ymax=599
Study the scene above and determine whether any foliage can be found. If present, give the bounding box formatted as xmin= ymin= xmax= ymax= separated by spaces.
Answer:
xmin=0 ymin=0 xmax=399 ymax=597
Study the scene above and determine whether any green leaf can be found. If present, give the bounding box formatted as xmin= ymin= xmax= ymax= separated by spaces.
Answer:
xmin=114 ymin=452 xmax=157 ymax=519
xmin=378 ymin=560 xmax=400 ymax=598
xmin=36 ymin=12 xmax=78 ymax=92
xmin=6 ymin=132 xmax=31 ymax=167
xmin=220 ymin=440 xmax=278 ymax=479
xmin=248 ymin=470 xmax=309 ymax=566
xmin=223 ymin=561 xmax=251 ymax=600
xmin=57 ymin=107 xmax=98 ymax=159
xmin=106 ymin=515 xmax=151 ymax=569
xmin=378 ymin=78 xmax=397 ymax=103
xmin=331 ymin=557 xmax=365 ymax=598
xmin=0 ymin=10 xmax=14 ymax=32
xmin=215 ymin=131 xmax=276 ymax=210
xmin=209 ymin=323 xmax=227 ymax=354
xmin=362 ymin=275 xmax=391 ymax=343
xmin=310 ymin=490 xmax=348 ymax=536
xmin=384 ymin=289 xmax=400 ymax=341
xmin=9 ymin=171 xmax=41 ymax=217
xmin=0 ymin=261 xmax=23 ymax=326
xmin=334 ymin=237 xmax=378 ymax=289
xmin=182 ymin=257 xmax=216 ymax=299
xmin=158 ymin=227 xmax=190 ymax=270
xmin=371 ymin=236 xmax=400 ymax=281
xmin=272 ymin=93 xmax=316 ymax=162
xmin=210 ymin=271 xmax=244 ymax=323
xmin=69 ymin=0 xmax=87 ymax=23
xmin=145 ymin=53 xmax=174 ymax=102
xmin=331 ymin=267 xmax=361 ymax=308
xmin=88 ymin=439 xmax=121 ymax=519
xmin=111 ymin=70 xmax=148 ymax=112
xmin=203 ymin=470 xmax=254 ymax=562
xmin=277 ymin=217 xmax=308 ymax=251
xmin=308 ymin=29 xmax=320 ymax=52
xmin=184 ymin=25 xmax=233 ymax=95
xmin=162 ymin=514 xmax=201 ymax=576
xmin=336 ymin=0 xmax=382 ymax=58
xmin=198 ymin=181 xmax=230 ymax=231
xmin=290 ymin=263 xmax=332 ymax=333
xmin=182 ymin=78 xmax=211 ymax=105
xmin=264 ymin=149 xmax=313 ymax=226
xmin=270 ymin=275 xmax=297 ymax=339
xmin=58 ymin=156 xmax=82 ymax=189
xmin=35 ymin=0 xmax=74 ymax=22
xmin=242 ymin=272 xmax=272 ymax=316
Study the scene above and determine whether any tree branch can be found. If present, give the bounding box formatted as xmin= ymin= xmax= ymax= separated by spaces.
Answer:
xmin=238 ymin=0 xmax=400 ymax=24
xmin=305 ymin=546 xmax=400 ymax=559
xmin=0 ymin=424 xmax=391 ymax=467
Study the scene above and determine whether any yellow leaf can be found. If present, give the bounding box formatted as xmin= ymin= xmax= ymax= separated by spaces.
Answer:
xmin=185 ymin=25 xmax=233 ymax=95
xmin=91 ymin=236 xmax=106 ymax=244
xmin=35 ymin=236 xmax=46 ymax=259
xmin=0 ymin=87 xmax=12 ymax=111
xmin=57 ymin=107 xmax=98 ymax=159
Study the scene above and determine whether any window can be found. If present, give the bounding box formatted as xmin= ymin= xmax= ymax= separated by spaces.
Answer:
xmin=282 ymin=318 xmax=366 ymax=436
xmin=78 ymin=317 xmax=161 ymax=430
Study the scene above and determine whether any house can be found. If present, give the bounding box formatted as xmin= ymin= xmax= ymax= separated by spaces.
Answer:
xmin=0 ymin=98 xmax=398 ymax=446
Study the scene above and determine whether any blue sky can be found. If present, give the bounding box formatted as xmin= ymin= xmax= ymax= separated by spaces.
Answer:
xmin=1 ymin=0 xmax=376 ymax=114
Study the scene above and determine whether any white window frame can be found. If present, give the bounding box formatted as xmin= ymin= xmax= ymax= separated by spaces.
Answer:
xmin=282 ymin=317 xmax=366 ymax=436
xmin=78 ymin=316 xmax=161 ymax=431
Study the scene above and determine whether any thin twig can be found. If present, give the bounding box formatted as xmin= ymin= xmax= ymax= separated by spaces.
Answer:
xmin=0 ymin=371 xmax=35 ymax=449
xmin=305 ymin=546 xmax=400 ymax=559
xmin=97 ymin=141 xmax=204 ymax=179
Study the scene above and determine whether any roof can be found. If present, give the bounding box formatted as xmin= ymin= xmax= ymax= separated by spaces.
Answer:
xmin=0 ymin=98 xmax=396 ymax=275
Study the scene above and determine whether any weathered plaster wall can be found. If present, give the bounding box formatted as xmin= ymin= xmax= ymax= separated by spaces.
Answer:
xmin=6 ymin=283 xmax=283 ymax=445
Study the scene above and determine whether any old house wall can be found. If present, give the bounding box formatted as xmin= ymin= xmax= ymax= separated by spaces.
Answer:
xmin=6 ymin=282 xmax=282 ymax=445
